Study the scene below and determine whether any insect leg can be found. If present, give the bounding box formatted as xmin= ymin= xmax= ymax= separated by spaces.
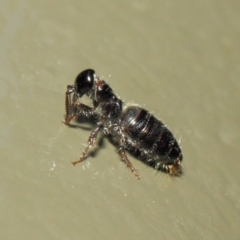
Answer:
xmin=71 ymin=124 xmax=102 ymax=166
xmin=63 ymin=87 xmax=94 ymax=125
xmin=64 ymin=85 xmax=76 ymax=122
xmin=118 ymin=138 xmax=140 ymax=179
xmin=64 ymin=102 xmax=95 ymax=125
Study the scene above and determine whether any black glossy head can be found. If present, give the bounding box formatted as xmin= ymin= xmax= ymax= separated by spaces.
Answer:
xmin=74 ymin=69 xmax=95 ymax=97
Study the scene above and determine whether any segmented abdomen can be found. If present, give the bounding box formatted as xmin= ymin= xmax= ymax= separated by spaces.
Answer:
xmin=121 ymin=106 xmax=182 ymax=162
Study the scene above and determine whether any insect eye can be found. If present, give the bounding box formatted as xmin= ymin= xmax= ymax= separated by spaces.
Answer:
xmin=74 ymin=69 xmax=95 ymax=97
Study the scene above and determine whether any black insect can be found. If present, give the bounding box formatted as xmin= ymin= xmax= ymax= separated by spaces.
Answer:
xmin=64 ymin=69 xmax=183 ymax=179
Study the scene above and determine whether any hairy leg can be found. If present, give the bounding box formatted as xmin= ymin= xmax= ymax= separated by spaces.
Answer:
xmin=72 ymin=125 xmax=102 ymax=165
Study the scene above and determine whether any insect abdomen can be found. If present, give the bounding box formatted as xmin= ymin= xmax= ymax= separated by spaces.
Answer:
xmin=121 ymin=106 xmax=182 ymax=162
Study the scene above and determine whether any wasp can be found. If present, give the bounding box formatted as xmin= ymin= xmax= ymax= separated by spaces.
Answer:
xmin=63 ymin=69 xmax=183 ymax=179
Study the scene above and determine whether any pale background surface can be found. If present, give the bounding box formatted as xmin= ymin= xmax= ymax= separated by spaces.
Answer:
xmin=1 ymin=0 xmax=240 ymax=239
